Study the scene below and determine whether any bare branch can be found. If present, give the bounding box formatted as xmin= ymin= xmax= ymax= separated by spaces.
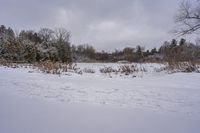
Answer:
xmin=174 ymin=0 xmax=200 ymax=35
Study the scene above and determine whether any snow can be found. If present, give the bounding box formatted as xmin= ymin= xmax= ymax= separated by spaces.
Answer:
xmin=0 ymin=63 xmax=200 ymax=133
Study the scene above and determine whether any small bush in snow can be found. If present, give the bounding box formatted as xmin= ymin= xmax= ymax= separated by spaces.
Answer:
xmin=119 ymin=65 xmax=134 ymax=75
xmin=0 ymin=58 xmax=21 ymax=68
xmin=100 ymin=67 xmax=118 ymax=74
xmin=100 ymin=64 xmax=143 ymax=76
xmin=166 ymin=62 xmax=199 ymax=73
xmin=35 ymin=60 xmax=70 ymax=75
xmin=179 ymin=62 xmax=199 ymax=73
xmin=119 ymin=65 xmax=140 ymax=75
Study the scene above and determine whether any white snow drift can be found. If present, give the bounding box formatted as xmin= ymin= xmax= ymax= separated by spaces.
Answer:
xmin=0 ymin=63 xmax=200 ymax=133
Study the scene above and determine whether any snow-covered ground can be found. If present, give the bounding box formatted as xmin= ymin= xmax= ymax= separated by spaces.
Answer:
xmin=0 ymin=63 xmax=200 ymax=133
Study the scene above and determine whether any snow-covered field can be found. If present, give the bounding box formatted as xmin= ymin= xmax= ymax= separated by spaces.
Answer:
xmin=0 ymin=63 xmax=200 ymax=133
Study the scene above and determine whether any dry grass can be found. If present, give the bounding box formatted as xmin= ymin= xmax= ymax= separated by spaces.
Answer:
xmin=34 ymin=61 xmax=70 ymax=75
xmin=99 ymin=64 xmax=147 ymax=76
xmin=0 ymin=58 xmax=20 ymax=68
xmin=167 ymin=62 xmax=199 ymax=73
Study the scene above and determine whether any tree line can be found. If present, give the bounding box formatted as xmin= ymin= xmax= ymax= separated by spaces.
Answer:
xmin=72 ymin=39 xmax=200 ymax=63
xmin=0 ymin=25 xmax=72 ymax=63
xmin=0 ymin=25 xmax=200 ymax=64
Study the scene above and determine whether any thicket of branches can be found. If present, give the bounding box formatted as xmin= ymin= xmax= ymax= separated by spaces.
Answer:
xmin=174 ymin=0 xmax=200 ymax=35
xmin=72 ymin=39 xmax=200 ymax=64
xmin=0 ymin=25 xmax=200 ymax=64
xmin=0 ymin=25 xmax=72 ymax=64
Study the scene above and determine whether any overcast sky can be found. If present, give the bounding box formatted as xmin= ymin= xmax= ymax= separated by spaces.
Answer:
xmin=0 ymin=0 xmax=189 ymax=51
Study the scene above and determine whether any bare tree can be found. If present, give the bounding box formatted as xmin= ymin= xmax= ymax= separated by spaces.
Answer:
xmin=175 ymin=0 xmax=200 ymax=35
xmin=38 ymin=28 xmax=54 ymax=42
xmin=54 ymin=28 xmax=71 ymax=43
xmin=54 ymin=28 xmax=72 ymax=63
xmin=123 ymin=47 xmax=135 ymax=62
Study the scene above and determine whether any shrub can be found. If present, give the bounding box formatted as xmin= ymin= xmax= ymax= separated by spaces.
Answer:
xmin=34 ymin=60 xmax=69 ymax=74
xmin=0 ymin=58 xmax=19 ymax=68
xmin=166 ymin=62 xmax=199 ymax=73
xmin=119 ymin=65 xmax=138 ymax=75
xmin=100 ymin=65 xmax=141 ymax=76
xmin=100 ymin=67 xmax=118 ymax=74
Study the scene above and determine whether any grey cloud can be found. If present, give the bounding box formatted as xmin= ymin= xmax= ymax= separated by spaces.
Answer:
xmin=0 ymin=0 xmax=182 ymax=50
